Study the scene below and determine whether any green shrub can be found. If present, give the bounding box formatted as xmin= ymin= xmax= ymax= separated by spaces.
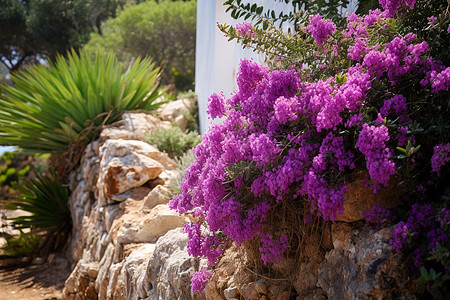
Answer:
xmin=0 ymin=231 xmax=41 ymax=258
xmin=0 ymin=151 xmax=32 ymax=201
xmin=169 ymin=149 xmax=197 ymax=196
xmin=0 ymin=152 xmax=30 ymax=187
xmin=0 ymin=49 xmax=162 ymax=154
xmin=84 ymin=0 xmax=196 ymax=91
xmin=146 ymin=127 xmax=202 ymax=159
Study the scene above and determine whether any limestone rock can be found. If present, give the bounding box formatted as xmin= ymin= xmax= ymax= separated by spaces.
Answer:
xmin=79 ymin=262 xmax=100 ymax=279
xmin=143 ymin=185 xmax=172 ymax=211
xmin=293 ymin=261 xmax=320 ymax=297
xmin=147 ymin=228 xmax=206 ymax=300
xmin=95 ymin=243 xmax=116 ymax=300
xmin=99 ymin=139 xmax=178 ymax=171
xmin=318 ymin=225 xmax=416 ymax=300
xmin=116 ymin=204 xmax=189 ymax=244
xmin=114 ymin=243 xmax=156 ymax=299
xmin=122 ymin=112 xmax=172 ymax=140
xmin=111 ymin=186 xmax=152 ymax=203
xmin=99 ymin=128 xmax=134 ymax=142
xmin=102 ymin=153 xmax=163 ymax=197
xmin=337 ymin=171 xmax=402 ymax=222
xmin=158 ymin=98 xmax=194 ymax=131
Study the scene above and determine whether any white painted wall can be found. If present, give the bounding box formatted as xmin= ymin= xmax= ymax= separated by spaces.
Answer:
xmin=195 ymin=0 xmax=358 ymax=133
xmin=195 ymin=0 xmax=292 ymax=133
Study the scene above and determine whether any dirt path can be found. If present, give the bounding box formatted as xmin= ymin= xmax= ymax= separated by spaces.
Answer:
xmin=0 ymin=254 xmax=70 ymax=300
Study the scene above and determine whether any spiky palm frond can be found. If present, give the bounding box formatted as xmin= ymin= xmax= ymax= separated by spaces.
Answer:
xmin=6 ymin=170 xmax=70 ymax=237
xmin=0 ymin=49 xmax=162 ymax=153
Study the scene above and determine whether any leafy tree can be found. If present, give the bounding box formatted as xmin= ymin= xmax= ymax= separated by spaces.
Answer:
xmin=0 ymin=0 xmax=127 ymax=72
xmin=84 ymin=0 xmax=196 ymax=91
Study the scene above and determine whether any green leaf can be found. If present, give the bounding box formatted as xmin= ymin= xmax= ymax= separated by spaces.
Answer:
xmin=396 ymin=147 xmax=407 ymax=154
xmin=430 ymin=268 xmax=437 ymax=280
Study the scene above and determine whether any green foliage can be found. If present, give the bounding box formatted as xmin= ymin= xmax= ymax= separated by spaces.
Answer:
xmin=0 ymin=50 xmax=162 ymax=154
xmin=0 ymin=0 xmax=127 ymax=71
xmin=355 ymin=0 xmax=381 ymax=15
xmin=218 ymin=12 xmax=353 ymax=77
xmin=6 ymin=170 xmax=70 ymax=252
xmin=0 ymin=152 xmax=30 ymax=186
xmin=418 ymin=204 xmax=450 ymax=297
xmin=418 ymin=242 xmax=450 ymax=299
xmin=146 ymin=127 xmax=202 ymax=159
xmin=169 ymin=149 xmax=197 ymax=196
xmin=0 ymin=151 xmax=32 ymax=201
xmin=224 ymin=0 xmax=355 ymax=27
xmin=0 ymin=231 xmax=41 ymax=258
xmin=84 ymin=0 xmax=196 ymax=91
xmin=401 ymin=0 xmax=450 ymax=66
xmin=177 ymin=91 xmax=200 ymax=132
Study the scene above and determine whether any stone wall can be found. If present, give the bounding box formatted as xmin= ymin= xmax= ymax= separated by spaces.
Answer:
xmin=63 ymin=100 xmax=417 ymax=300
xmin=63 ymin=100 xmax=205 ymax=299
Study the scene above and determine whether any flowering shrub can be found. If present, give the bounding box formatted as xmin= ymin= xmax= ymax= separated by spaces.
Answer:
xmin=306 ymin=14 xmax=336 ymax=46
xmin=171 ymin=0 xmax=450 ymax=293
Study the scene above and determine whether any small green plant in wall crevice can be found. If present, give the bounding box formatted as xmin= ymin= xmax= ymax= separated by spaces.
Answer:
xmin=145 ymin=127 xmax=202 ymax=159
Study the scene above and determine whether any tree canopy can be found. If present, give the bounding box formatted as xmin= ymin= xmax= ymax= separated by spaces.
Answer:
xmin=84 ymin=0 xmax=196 ymax=91
xmin=0 ymin=0 xmax=127 ymax=72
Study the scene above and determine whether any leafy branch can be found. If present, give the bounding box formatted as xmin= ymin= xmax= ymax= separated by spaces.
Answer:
xmin=223 ymin=0 xmax=353 ymax=27
xmin=223 ymin=0 xmax=306 ymax=27
xmin=218 ymin=14 xmax=353 ymax=79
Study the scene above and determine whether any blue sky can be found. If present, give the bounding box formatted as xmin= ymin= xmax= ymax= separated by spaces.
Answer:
xmin=0 ymin=146 xmax=17 ymax=156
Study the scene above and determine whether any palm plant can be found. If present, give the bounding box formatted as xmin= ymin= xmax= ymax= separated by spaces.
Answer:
xmin=6 ymin=169 xmax=70 ymax=254
xmin=0 ymin=49 xmax=162 ymax=154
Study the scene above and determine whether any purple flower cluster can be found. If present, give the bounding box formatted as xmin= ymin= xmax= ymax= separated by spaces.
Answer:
xmin=348 ymin=38 xmax=370 ymax=61
xmin=362 ymin=203 xmax=393 ymax=229
xmin=431 ymin=143 xmax=450 ymax=176
xmin=390 ymin=204 xmax=450 ymax=265
xmin=364 ymin=9 xmax=384 ymax=26
xmin=191 ymin=268 xmax=212 ymax=293
xmin=356 ymin=124 xmax=396 ymax=186
xmin=391 ymin=221 xmax=413 ymax=252
xmin=235 ymin=22 xmax=256 ymax=38
xmin=440 ymin=208 xmax=450 ymax=227
xmin=259 ymin=234 xmax=288 ymax=264
xmin=306 ymin=14 xmax=336 ymax=46
xmin=206 ymin=93 xmax=226 ymax=119
xmin=428 ymin=67 xmax=450 ymax=93
xmin=379 ymin=0 xmax=416 ymax=17
xmin=380 ymin=94 xmax=409 ymax=122
xmin=363 ymin=36 xmax=431 ymax=83
xmin=300 ymin=65 xmax=371 ymax=131
xmin=427 ymin=16 xmax=437 ymax=24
